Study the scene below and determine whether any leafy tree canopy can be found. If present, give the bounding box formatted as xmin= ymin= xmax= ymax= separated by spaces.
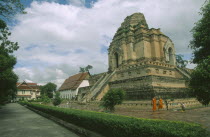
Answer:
xmin=0 ymin=19 xmax=6 ymax=28
xmin=190 ymin=0 xmax=210 ymax=63
xmin=40 ymin=82 xmax=57 ymax=98
xmin=176 ymin=54 xmax=188 ymax=68
xmin=189 ymin=0 xmax=210 ymax=106
xmin=0 ymin=20 xmax=19 ymax=104
xmin=0 ymin=53 xmax=16 ymax=72
xmin=79 ymin=67 xmax=85 ymax=72
xmin=0 ymin=67 xmax=18 ymax=104
xmin=79 ymin=65 xmax=93 ymax=72
xmin=100 ymin=88 xmax=126 ymax=112
xmin=189 ymin=56 xmax=210 ymax=106
xmin=0 ymin=0 xmax=24 ymax=104
xmin=0 ymin=0 xmax=25 ymax=20
xmin=0 ymin=26 xmax=19 ymax=54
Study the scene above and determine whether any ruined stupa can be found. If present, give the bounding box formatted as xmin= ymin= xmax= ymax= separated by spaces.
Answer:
xmin=78 ymin=13 xmax=192 ymax=101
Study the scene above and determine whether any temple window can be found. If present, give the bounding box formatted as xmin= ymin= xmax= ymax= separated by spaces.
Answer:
xmin=114 ymin=52 xmax=119 ymax=68
xmin=168 ymin=48 xmax=174 ymax=65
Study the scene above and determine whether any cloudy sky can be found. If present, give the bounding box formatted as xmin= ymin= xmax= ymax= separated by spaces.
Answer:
xmin=10 ymin=0 xmax=205 ymax=87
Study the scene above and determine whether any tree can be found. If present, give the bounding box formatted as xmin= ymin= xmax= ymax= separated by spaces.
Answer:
xmin=100 ymin=88 xmax=126 ymax=112
xmin=79 ymin=67 xmax=86 ymax=72
xmin=53 ymin=92 xmax=62 ymax=106
xmin=190 ymin=0 xmax=210 ymax=64
xmin=0 ymin=0 xmax=24 ymax=104
xmin=176 ymin=54 xmax=188 ymax=68
xmin=79 ymin=65 xmax=93 ymax=72
xmin=0 ymin=20 xmax=19 ymax=104
xmin=40 ymin=82 xmax=57 ymax=98
xmin=189 ymin=56 xmax=210 ymax=106
xmin=189 ymin=0 xmax=210 ymax=106
xmin=0 ymin=0 xmax=25 ymax=20
xmin=85 ymin=65 xmax=93 ymax=71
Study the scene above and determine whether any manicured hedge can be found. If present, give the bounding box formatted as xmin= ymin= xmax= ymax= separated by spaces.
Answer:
xmin=21 ymin=102 xmax=207 ymax=137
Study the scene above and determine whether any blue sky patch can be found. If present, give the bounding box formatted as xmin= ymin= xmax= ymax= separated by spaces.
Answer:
xmin=100 ymin=45 xmax=108 ymax=54
xmin=20 ymin=0 xmax=97 ymax=8
xmin=75 ymin=49 xmax=84 ymax=53
xmin=49 ymin=49 xmax=70 ymax=56
xmin=15 ymin=59 xmax=49 ymax=68
xmin=25 ymin=44 xmax=38 ymax=51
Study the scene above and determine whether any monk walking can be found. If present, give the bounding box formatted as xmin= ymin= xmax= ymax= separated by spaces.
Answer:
xmin=152 ymin=97 xmax=157 ymax=112
xmin=158 ymin=98 xmax=163 ymax=110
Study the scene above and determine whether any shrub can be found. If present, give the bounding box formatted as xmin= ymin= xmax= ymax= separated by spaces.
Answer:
xmin=100 ymin=88 xmax=125 ymax=112
xmin=53 ymin=92 xmax=61 ymax=106
xmin=22 ymin=102 xmax=207 ymax=137
xmin=41 ymin=95 xmax=51 ymax=104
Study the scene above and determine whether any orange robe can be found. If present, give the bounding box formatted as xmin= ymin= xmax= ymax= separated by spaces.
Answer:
xmin=158 ymin=99 xmax=163 ymax=109
xmin=152 ymin=98 xmax=157 ymax=111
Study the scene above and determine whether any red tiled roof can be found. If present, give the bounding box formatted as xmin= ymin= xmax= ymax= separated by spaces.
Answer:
xmin=16 ymin=83 xmax=37 ymax=86
xmin=17 ymin=82 xmax=40 ymax=91
xmin=18 ymin=86 xmax=39 ymax=90
xmin=59 ymin=72 xmax=89 ymax=91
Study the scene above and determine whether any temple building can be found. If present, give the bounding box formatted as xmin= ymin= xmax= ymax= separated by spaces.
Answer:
xmin=16 ymin=81 xmax=40 ymax=100
xmin=58 ymin=72 xmax=90 ymax=99
xmin=77 ymin=13 xmax=192 ymax=101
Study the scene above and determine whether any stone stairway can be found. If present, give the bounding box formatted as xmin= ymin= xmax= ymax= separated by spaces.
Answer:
xmin=175 ymin=67 xmax=191 ymax=79
xmin=82 ymin=70 xmax=116 ymax=102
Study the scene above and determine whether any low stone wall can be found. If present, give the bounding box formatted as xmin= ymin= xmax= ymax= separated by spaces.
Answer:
xmin=59 ymin=98 xmax=202 ymax=111
xmin=118 ymin=100 xmax=201 ymax=110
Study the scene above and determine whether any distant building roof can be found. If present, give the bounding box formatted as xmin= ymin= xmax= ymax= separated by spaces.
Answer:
xmin=59 ymin=72 xmax=89 ymax=91
xmin=17 ymin=81 xmax=40 ymax=91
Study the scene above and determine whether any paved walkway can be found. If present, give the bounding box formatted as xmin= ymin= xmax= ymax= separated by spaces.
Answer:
xmin=0 ymin=103 xmax=81 ymax=137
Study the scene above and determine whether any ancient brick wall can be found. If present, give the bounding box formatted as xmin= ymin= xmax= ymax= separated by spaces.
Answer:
xmin=109 ymin=75 xmax=189 ymax=100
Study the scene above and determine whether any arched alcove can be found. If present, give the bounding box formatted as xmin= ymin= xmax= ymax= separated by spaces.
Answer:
xmin=163 ymin=39 xmax=176 ymax=66
xmin=114 ymin=52 xmax=119 ymax=68
xmin=168 ymin=48 xmax=174 ymax=65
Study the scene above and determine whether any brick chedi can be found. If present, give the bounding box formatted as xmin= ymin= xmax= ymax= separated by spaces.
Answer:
xmin=79 ymin=13 xmax=192 ymax=101
xmin=108 ymin=13 xmax=191 ymax=100
xmin=108 ymin=12 xmax=176 ymax=71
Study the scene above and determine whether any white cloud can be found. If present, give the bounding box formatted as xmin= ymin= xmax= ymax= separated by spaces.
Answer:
xmin=11 ymin=0 xmax=205 ymax=87
xmin=186 ymin=63 xmax=197 ymax=69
